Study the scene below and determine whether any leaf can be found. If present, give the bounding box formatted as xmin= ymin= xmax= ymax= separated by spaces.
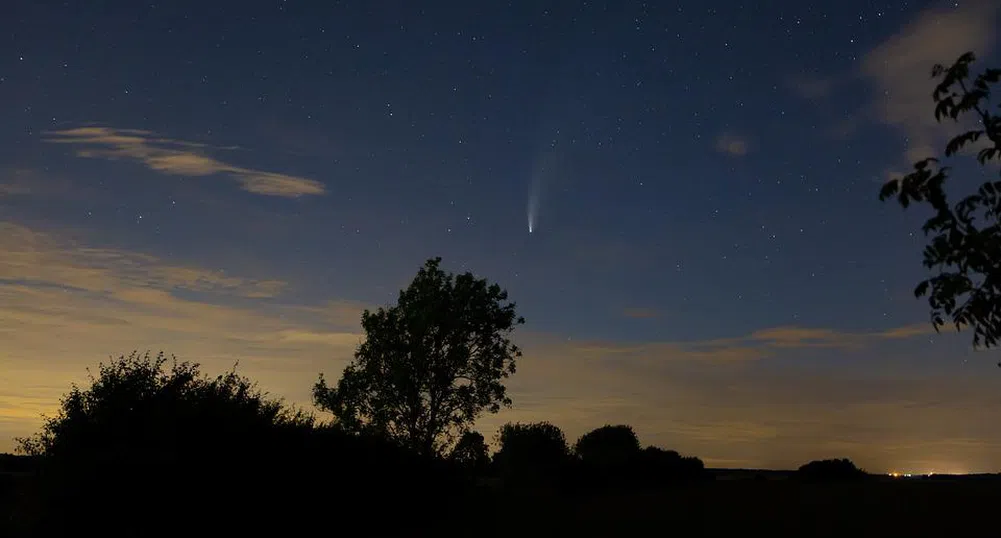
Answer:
xmin=945 ymin=130 xmax=983 ymax=156
xmin=878 ymin=179 xmax=900 ymax=201
xmin=881 ymin=52 xmax=1001 ymax=354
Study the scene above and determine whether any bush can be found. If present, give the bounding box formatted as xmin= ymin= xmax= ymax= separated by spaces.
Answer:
xmin=796 ymin=458 xmax=869 ymax=482
xmin=15 ymin=352 xmax=462 ymax=537
xmin=574 ymin=424 xmax=641 ymax=466
xmin=492 ymin=422 xmax=570 ymax=487
xmin=637 ymin=446 xmax=709 ymax=484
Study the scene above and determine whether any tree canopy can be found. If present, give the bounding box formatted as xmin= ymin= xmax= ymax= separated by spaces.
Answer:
xmin=313 ymin=257 xmax=524 ymax=456
xmin=449 ymin=430 xmax=490 ymax=473
xmin=16 ymin=351 xmax=312 ymax=459
xmin=796 ymin=458 xmax=868 ymax=482
xmin=574 ymin=424 xmax=641 ymax=465
xmin=879 ymin=51 xmax=1001 ymax=353
xmin=492 ymin=421 xmax=570 ymax=473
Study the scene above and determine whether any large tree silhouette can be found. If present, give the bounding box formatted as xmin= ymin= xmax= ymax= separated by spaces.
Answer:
xmin=313 ymin=257 xmax=524 ymax=456
xmin=880 ymin=52 xmax=1001 ymax=353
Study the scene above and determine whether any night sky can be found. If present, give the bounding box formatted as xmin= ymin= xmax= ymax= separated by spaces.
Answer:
xmin=3 ymin=0 xmax=1001 ymax=473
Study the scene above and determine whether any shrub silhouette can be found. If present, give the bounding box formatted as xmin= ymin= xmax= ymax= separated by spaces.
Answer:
xmin=574 ymin=424 xmax=641 ymax=466
xmin=492 ymin=421 xmax=570 ymax=486
xmin=796 ymin=458 xmax=869 ymax=482
xmin=566 ymin=425 xmax=708 ymax=490
xmin=637 ymin=446 xmax=709 ymax=484
xmin=15 ymin=351 xmax=459 ymax=537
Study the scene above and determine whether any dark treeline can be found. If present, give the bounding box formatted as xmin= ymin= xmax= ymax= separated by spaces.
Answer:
xmin=0 ymin=356 xmax=868 ymax=537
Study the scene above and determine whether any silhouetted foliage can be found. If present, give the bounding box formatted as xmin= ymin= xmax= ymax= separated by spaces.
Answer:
xmin=0 ymin=453 xmax=37 ymax=474
xmin=314 ymin=257 xmax=524 ymax=456
xmin=13 ymin=351 xmax=460 ymax=537
xmin=492 ymin=421 xmax=570 ymax=484
xmin=449 ymin=430 xmax=490 ymax=474
xmin=16 ymin=351 xmax=313 ymax=459
xmin=571 ymin=444 xmax=709 ymax=491
xmin=636 ymin=446 xmax=709 ymax=484
xmin=574 ymin=424 xmax=641 ymax=466
xmin=879 ymin=51 xmax=1001 ymax=354
xmin=796 ymin=458 xmax=869 ymax=482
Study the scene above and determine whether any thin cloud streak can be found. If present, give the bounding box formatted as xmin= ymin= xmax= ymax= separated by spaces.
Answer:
xmin=44 ymin=127 xmax=326 ymax=198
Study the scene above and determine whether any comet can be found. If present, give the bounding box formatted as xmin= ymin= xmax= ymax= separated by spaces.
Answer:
xmin=526 ymin=130 xmax=567 ymax=235
xmin=527 ymin=190 xmax=538 ymax=234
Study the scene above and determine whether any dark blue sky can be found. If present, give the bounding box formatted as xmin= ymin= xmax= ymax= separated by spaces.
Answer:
xmin=2 ymin=0 xmax=1000 ymax=471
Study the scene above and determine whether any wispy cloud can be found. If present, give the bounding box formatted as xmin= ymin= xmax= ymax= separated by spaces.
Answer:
xmin=44 ymin=127 xmax=326 ymax=198
xmin=543 ymin=322 xmax=934 ymax=368
xmin=715 ymin=132 xmax=750 ymax=157
xmin=0 ymin=222 xmax=287 ymax=298
xmin=748 ymin=323 xmax=934 ymax=349
xmin=861 ymin=0 xmax=1000 ymax=168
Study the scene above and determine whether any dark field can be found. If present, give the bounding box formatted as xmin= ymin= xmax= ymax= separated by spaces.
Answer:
xmin=3 ymin=468 xmax=998 ymax=536
xmin=472 ymin=478 xmax=999 ymax=537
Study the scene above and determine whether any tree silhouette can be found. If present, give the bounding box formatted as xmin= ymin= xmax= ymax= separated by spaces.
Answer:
xmin=492 ymin=421 xmax=570 ymax=481
xmin=449 ymin=430 xmax=490 ymax=474
xmin=879 ymin=51 xmax=1001 ymax=353
xmin=313 ymin=257 xmax=524 ymax=457
xmin=796 ymin=458 xmax=868 ymax=482
xmin=637 ymin=446 xmax=708 ymax=483
xmin=574 ymin=424 xmax=641 ymax=466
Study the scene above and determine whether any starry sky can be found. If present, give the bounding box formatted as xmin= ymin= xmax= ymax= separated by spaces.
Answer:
xmin=2 ymin=0 xmax=1001 ymax=473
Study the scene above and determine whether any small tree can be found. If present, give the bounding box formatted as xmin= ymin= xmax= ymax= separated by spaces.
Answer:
xmin=574 ymin=424 xmax=641 ymax=466
xmin=879 ymin=51 xmax=1001 ymax=353
xmin=313 ymin=257 xmax=524 ymax=456
xmin=449 ymin=430 xmax=490 ymax=474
